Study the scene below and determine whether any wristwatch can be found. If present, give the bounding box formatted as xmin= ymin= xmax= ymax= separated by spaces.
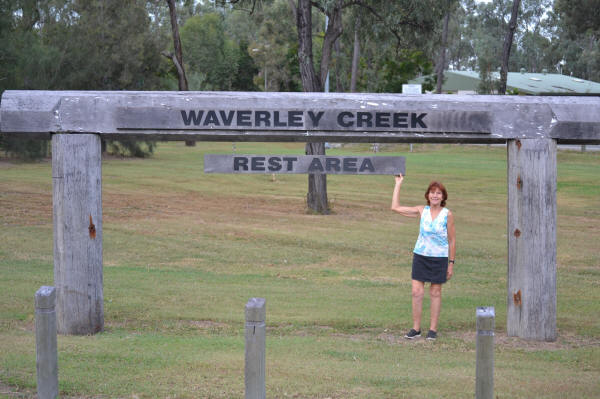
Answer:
xmin=449 ymin=259 xmax=455 ymax=264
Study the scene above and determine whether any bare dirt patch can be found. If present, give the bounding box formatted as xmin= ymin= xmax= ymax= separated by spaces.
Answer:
xmin=267 ymin=323 xmax=600 ymax=351
xmin=448 ymin=329 xmax=600 ymax=351
xmin=0 ymin=186 xmax=52 ymax=226
xmin=102 ymin=190 xmax=306 ymax=224
xmin=187 ymin=320 xmax=230 ymax=329
xmin=104 ymin=319 xmax=232 ymax=333
xmin=0 ymin=180 xmax=308 ymax=228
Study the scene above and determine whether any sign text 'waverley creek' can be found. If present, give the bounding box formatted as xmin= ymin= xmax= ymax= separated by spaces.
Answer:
xmin=116 ymin=107 xmax=491 ymax=134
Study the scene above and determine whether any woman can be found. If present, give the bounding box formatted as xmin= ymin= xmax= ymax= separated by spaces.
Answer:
xmin=390 ymin=174 xmax=455 ymax=341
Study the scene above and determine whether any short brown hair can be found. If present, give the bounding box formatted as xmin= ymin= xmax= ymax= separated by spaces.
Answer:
xmin=425 ymin=181 xmax=448 ymax=207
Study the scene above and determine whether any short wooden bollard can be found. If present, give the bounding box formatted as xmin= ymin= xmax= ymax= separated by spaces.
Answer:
xmin=245 ymin=298 xmax=266 ymax=399
xmin=35 ymin=286 xmax=58 ymax=399
xmin=476 ymin=307 xmax=495 ymax=399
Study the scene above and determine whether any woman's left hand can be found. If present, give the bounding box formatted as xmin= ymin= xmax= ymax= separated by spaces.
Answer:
xmin=447 ymin=264 xmax=454 ymax=280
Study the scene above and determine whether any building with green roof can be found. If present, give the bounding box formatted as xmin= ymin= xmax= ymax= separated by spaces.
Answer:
xmin=408 ymin=70 xmax=600 ymax=95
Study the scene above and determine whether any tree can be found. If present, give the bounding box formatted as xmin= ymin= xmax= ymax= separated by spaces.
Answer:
xmin=164 ymin=0 xmax=198 ymax=147
xmin=222 ymin=0 xmax=442 ymax=212
xmin=436 ymin=1 xmax=458 ymax=93
xmin=499 ymin=0 xmax=521 ymax=94
xmin=181 ymin=13 xmax=237 ymax=90
xmin=164 ymin=0 xmax=189 ymax=91
xmin=0 ymin=0 xmax=170 ymax=159
xmin=292 ymin=0 xmax=443 ymax=212
xmin=232 ymin=39 xmax=259 ymax=91
xmin=349 ymin=15 xmax=360 ymax=92
xmin=247 ymin=2 xmax=301 ymax=91
xmin=555 ymin=0 xmax=600 ymax=82
xmin=180 ymin=11 xmax=260 ymax=91
xmin=377 ymin=50 xmax=434 ymax=93
xmin=293 ymin=0 xmax=332 ymax=213
xmin=555 ymin=0 xmax=600 ymax=36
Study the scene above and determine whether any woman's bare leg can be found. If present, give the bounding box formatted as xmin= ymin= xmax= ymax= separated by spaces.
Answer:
xmin=411 ymin=280 xmax=425 ymax=331
xmin=429 ymin=283 xmax=442 ymax=332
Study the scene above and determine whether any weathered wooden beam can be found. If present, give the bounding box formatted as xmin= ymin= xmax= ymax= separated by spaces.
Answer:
xmin=2 ymin=91 xmax=599 ymax=143
xmin=507 ymin=139 xmax=557 ymax=341
xmin=52 ymin=134 xmax=103 ymax=335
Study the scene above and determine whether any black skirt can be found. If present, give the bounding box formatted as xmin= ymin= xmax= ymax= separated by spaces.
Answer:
xmin=412 ymin=253 xmax=449 ymax=284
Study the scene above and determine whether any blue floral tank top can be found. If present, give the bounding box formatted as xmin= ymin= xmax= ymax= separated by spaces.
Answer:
xmin=413 ymin=206 xmax=449 ymax=257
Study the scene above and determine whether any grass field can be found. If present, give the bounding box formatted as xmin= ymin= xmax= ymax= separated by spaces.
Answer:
xmin=1 ymin=142 xmax=599 ymax=398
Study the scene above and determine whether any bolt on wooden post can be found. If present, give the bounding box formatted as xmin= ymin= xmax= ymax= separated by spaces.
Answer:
xmin=245 ymin=298 xmax=266 ymax=399
xmin=476 ymin=307 xmax=495 ymax=399
xmin=35 ymin=286 xmax=59 ymax=399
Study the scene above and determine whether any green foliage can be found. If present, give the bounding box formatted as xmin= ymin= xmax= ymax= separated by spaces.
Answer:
xmin=232 ymin=40 xmax=259 ymax=91
xmin=105 ymin=140 xmax=156 ymax=158
xmin=377 ymin=51 xmax=434 ymax=93
xmin=247 ymin=0 xmax=302 ymax=91
xmin=0 ymin=0 xmax=168 ymax=160
xmin=554 ymin=0 xmax=600 ymax=82
xmin=181 ymin=13 xmax=235 ymax=90
xmin=555 ymin=0 xmax=600 ymax=37
xmin=0 ymin=135 xmax=50 ymax=160
xmin=180 ymin=12 xmax=260 ymax=91
xmin=48 ymin=0 xmax=170 ymax=90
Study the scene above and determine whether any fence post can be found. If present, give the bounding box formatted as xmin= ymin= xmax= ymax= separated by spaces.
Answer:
xmin=35 ymin=286 xmax=58 ymax=399
xmin=476 ymin=307 xmax=495 ymax=399
xmin=507 ymin=139 xmax=557 ymax=341
xmin=52 ymin=133 xmax=103 ymax=335
xmin=245 ymin=298 xmax=266 ymax=399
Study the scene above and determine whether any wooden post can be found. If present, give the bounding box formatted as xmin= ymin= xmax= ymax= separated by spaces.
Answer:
xmin=507 ymin=139 xmax=557 ymax=341
xmin=52 ymin=134 xmax=103 ymax=335
xmin=245 ymin=298 xmax=266 ymax=399
xmin=35 ymin=286 xmax=58 ymax=399
xmin=475 ymin=307 xmax=494 ymax=399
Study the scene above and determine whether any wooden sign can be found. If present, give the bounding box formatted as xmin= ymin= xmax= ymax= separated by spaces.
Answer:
xmin=204 ymin=155 xmax=406 ymax=175
xmin=1 ymin=91 xmax=599 ymax=143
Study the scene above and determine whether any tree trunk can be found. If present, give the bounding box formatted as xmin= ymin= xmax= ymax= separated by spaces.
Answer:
xmin=350 ymin=16 xmax=360 ymax=93
xmin=166 ymin=0 xmax=188 ymax=91
xmin=296 ymin=0 xmax=329 ymax=213
xmin=297 ymin=0 xmax=321 ymax=92
xmin=436 ymin=11 xmax=450 ymax=94
xmin=166 ymin=0 xmax=195 ymax=146
xmin=319 ymin=1 xmax=343 ymax=90
xmin=499 ymin=0 xmax=521 ymax=95
xmin=334 ymin=36 xmax=342 ymax=92
xmin=306 ymin=142 xmax=329 ymax=214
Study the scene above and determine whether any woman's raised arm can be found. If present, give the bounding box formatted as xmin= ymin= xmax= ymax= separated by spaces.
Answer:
xmin=390 ymin=174 xmax=422 ymax=217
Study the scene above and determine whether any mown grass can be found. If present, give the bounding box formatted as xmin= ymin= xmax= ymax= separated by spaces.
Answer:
xmin=1 ymin=142 xmax=599 ymax=398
